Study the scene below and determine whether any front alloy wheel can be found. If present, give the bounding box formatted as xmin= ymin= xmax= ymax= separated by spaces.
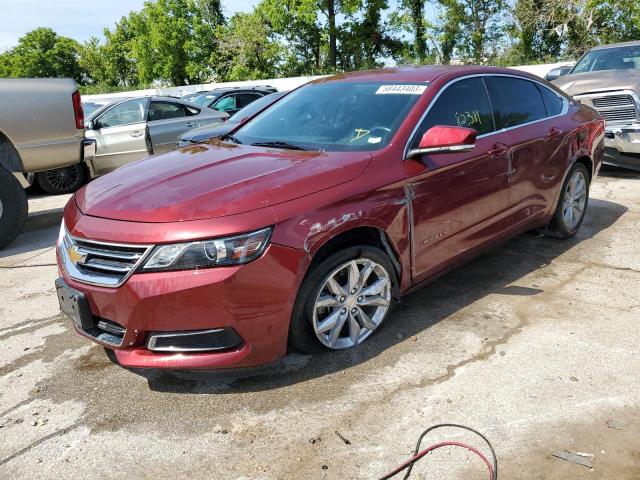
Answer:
xmin=288 ymin=245 xmax=396 ymax=353
xmin=313 ymin=259 xmax=392 ymax=349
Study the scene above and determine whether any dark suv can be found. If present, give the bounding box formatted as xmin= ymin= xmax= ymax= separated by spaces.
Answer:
xmin=182 ymin=86 xmax=277 ymax=116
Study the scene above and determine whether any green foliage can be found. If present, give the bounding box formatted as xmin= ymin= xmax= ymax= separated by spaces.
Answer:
xmin=261 ymin=0 xmax=324 ymax=75
xmin=436 ymin=0 xmax=506 ymax=64
xmin=212 ymin=9 xmax=282 ymax=81
xmin=0 ymin=0 xmax=637 ymax=88
xmin=509 ymin=0 xmax=640 ymax=63
xmin=0 ymin=28 xmax=86 ymax=83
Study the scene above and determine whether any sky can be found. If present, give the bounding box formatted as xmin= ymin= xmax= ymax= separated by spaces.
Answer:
xmin=0 ymin=0 xmax=258 ymax=51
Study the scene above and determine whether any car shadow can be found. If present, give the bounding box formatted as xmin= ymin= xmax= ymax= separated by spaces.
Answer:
xmin=599 ymin=164 xmax=640 ymax=179
xmin=0 ymin=209 xmax=63 ymax=260
xmin=137 ymin=196 xmax=628 ymax=393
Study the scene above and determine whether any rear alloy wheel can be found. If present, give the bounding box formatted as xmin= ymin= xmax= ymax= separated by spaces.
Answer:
xmin=35 ymin=164 xmax=86 ymax=195
xmin=289 ymin=245 xmax=396 ymax=353
xmin=545 ymin=162 xmax=590 ymax=238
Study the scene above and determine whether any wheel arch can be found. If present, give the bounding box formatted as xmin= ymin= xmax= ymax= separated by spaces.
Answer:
xmin=306 ymin=225 xmax=402 ymax=286
xmin=574 ymin=155 xmax=593 ymax=183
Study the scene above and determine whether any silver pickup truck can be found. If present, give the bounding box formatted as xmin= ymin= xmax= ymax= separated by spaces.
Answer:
xmin=552 ymin=41 xmax=640 ymax=171
xmin=0 ymin=78 xmax=94 ymax=248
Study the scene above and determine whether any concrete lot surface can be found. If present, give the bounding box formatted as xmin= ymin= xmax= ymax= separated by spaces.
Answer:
xmin=1 ymin=170 xmax=639 ymax=479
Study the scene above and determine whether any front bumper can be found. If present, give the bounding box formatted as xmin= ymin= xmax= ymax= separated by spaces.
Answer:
xmin=57 ymin=234 xmax=309 ymax=370
xmin=605 ymin=123 xmax=640 ymax=154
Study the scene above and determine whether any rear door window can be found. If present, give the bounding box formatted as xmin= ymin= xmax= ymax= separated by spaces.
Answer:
xmin=413 ymin=77 xmax=495 ymax=146
xmin=148 ymin=101 xmax=187 ymax=122
xmin=485 ymin=77 xmax=546 ymax=129
xmin=184 ymin=104 xmax=200 ymax=116
xmin=236 ymin=93 xmax=262 ymax=109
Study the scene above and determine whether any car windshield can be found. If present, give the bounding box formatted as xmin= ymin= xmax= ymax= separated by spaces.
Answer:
xmin=572 ymin=45 xmax=640 ymax=74
xmin=233 ymin=82 xmax=426 ymax=151
xmin=228 ymin=92 xmax=285 ymax=121
xmin=187 ymin=92 xmax=221 ymax=107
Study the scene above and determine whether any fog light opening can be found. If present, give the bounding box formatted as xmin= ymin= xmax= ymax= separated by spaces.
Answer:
xmin=146 ymin=328 xmax=243 ymax=353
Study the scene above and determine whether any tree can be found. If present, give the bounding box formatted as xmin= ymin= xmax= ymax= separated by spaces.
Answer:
xmin=511 ymin=0 xmax=640 ymax=62
xmin=0 ymin=28 xmax=86 ymax=83
xmin=436 ymin=0 xmax=506 ymax=63
xmin=404 ymin=0 xmax=428 ymax=62
xmin=100 ymin=16 xmax=141 ymax=87
xmin=99 ymin=0 xmax=224 ymax=87
xmin=212 ymin=10 xmax=283 ymax=81
xmin=339 ymin=0 xmax=400 ymax=70
xmin=263 ymin=0 xmax=395 ymax=73
xmin=260 ymin=0 xmax=324 ymax=75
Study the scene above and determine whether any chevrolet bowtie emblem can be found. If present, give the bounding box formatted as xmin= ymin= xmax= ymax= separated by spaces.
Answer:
xmin=67 ymin=245 xmax=87 ymax=265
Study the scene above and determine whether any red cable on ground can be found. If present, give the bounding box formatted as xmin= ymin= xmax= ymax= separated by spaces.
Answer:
xmin=378 ymin=441 xmax=494 ymax=480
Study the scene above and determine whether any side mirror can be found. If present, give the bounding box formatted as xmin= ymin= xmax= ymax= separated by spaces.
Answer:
xmin=408 ymin=125 xmax=477 ymax=158
xmin=85 ymin=119 xmax=95 ymax=130
xmin=545 ymin=66 xmax=571 ymax=81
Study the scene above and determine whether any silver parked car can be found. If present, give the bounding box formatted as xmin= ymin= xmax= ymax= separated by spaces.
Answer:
xmin=39 ymin=96 xmax=228 ymax=194
xmin=82 ymin=96 xmax=228 ymax=178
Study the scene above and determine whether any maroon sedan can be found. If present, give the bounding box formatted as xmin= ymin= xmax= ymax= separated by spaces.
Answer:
xmin=55 ymin=66 xmax=604 ymax=370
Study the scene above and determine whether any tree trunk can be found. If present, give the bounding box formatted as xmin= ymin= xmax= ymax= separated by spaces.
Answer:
xmin=327 ymin=0 xmax=337 ymax=70
xmin=409 ymin=0 xmax=426 ymax=62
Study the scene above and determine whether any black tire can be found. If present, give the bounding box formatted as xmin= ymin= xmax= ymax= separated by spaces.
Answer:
xmin=0 ymin=169 xmax=28 ymax=249
xmin=545 ymin=162 xmax=590 ymax=239
xmin=35 ymin=163 xmax=86 ymax=195
xmin=288 ymin=245 xmax=398 ymax=353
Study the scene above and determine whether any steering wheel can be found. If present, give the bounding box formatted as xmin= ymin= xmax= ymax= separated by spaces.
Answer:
xmin=369 ymin=126 xmax=392 ymax=136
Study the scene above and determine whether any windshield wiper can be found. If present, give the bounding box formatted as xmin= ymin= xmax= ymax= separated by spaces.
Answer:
xmin=250 ymin=141 xmax=307 ymax=151
xmin=223 ymin=134 xmax=243 ymax=144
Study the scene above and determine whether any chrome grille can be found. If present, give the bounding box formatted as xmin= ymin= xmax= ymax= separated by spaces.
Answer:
xmin=59 ymin=226 xmax=153 ymax=287
xmin=598 ymin=108 xmax=637 ymax=122
xmin=575 ymin=91 xmax=639 ymax=125
xmin=592 ymin=95 xmax=634 ymax=108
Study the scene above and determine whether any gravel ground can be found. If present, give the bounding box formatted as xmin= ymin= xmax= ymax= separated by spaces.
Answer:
xmin=1 ymin=168 xmax=639 ymax=479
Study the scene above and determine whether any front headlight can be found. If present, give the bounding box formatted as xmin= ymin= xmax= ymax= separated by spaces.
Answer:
xmin=140 ymin=227 xmax=272 ymax=272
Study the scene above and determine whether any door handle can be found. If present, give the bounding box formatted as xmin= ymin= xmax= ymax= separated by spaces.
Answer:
xmin=130 ymin=131 xmax=143 ymax=138
xmin=546 ymin=127 xmax=563 ymax=138
xmin=488 ymin=143 xmax=508 ymax=156
xmin=185 ymin=122 xmax=197 ymax=128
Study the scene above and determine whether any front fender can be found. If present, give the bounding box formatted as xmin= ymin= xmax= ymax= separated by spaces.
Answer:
xmin=270 ymin=182 xmax=412 ymax=290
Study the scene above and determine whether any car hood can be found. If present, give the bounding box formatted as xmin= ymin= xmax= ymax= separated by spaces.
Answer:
xmin=76 ymin=142 xmax=372 ymax=223
xmin=179 ymin=122 xmax=238 ymax=143
xmin=553 ymin=69 xmax=640 ymax=96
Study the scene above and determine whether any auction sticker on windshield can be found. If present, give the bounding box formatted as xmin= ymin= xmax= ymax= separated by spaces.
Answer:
xmin=376 ymin=84 xmax=427 ymax=95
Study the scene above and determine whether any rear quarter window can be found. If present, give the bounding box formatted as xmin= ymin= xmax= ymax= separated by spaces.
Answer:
xmin=537 ymin=85 xmax=565 ymax=117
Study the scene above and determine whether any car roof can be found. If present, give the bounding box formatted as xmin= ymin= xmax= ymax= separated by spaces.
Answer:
xmin=313 ymin=65 xmax=537 ymax=85
xmin=190 ymin=86 xmax=276 ymax=96
xmin=589 ymin=40 xmax=640 ymax=51
xmin=150 ymin=95 xmax=191 ymax=102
